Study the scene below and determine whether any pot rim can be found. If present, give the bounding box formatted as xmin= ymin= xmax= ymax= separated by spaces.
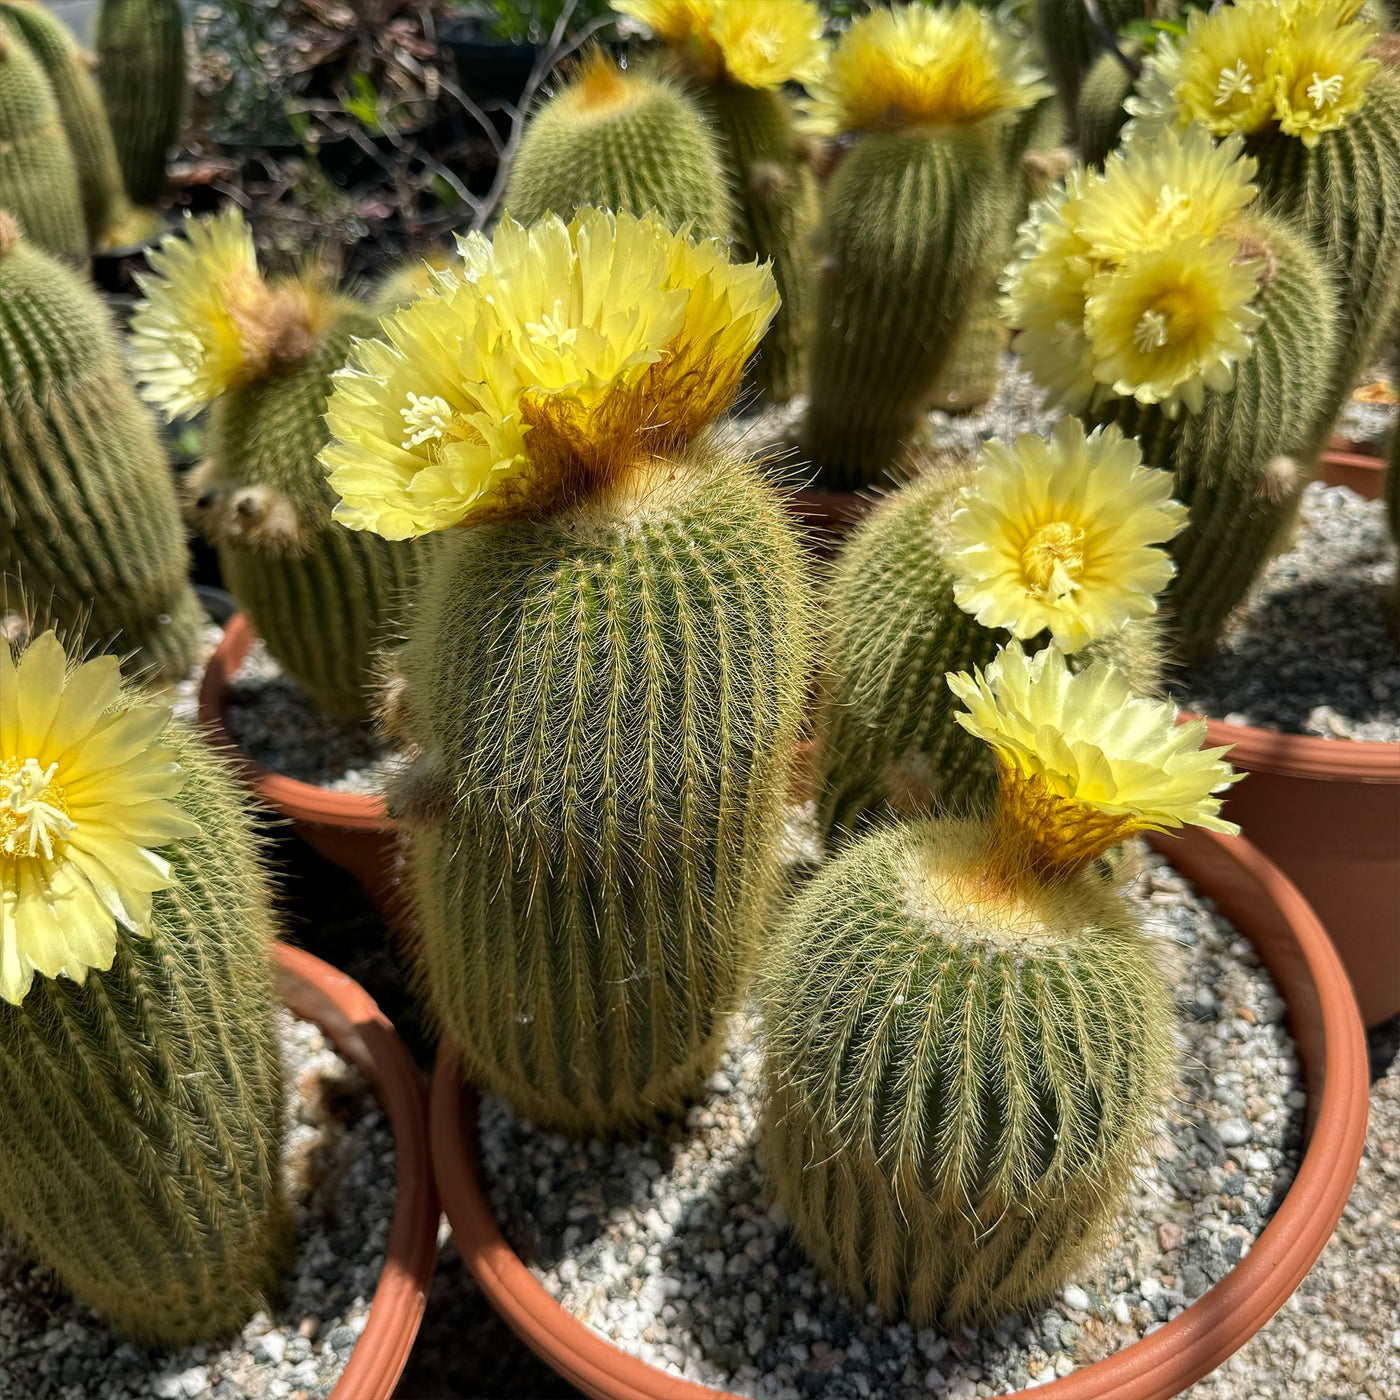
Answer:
xmin=428 ymin=825 xmax=1368 ymax=1400
xmin=198 ymin=613 xmax=397 ymax=831
xmin=1186 ymin=712 xmax=1400 ymax=784
xmin=275 ymin=942 xmax=438 ymax=1400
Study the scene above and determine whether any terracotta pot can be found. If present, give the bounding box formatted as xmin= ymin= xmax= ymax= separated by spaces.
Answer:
xmin=1319 ymin=438 xmax=1387 ymax=500
xmin=1199 ymin=714 xmax=1400 ymax=1027
xmin=275 ymin=942 xmax=438 ymax=1400
xmin=428 ymin=825 xmax=1368 ymax=1400
xmin=198 ymin=614 xmax=401 ymax=916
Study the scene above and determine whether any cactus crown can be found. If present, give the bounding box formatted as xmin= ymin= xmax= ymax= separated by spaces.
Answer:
xmin=946 ymin=418 xmax=1187 ymax=652
xmin=615 ymin=0 xmax=827 ymax=89
xmin=131 ymin=207 xmax=344 ymax=420
xmin=1128 ymin=0 xmax=1381 ymax=148
xmin=1004 ymin=125 xmax=1265 ymax=416
xmin=947 ymin=642 xmax=1239 ymax=879
xmin=321 ymin=206 xmax=777 ymax=539
xmin=0 ymin=630 xmax=200 ymax=1004
xmin=803 ymin=3 xmax=1049 ymax=136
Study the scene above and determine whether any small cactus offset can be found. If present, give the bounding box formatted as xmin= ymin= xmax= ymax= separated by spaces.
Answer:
xmin=801 ymin=5 xmax=1049 ymax=491
xmin=505 ymin=50 xmax=730 ymax=238
xmin=0 ymin=1 xmax=127 ymax=247
xmin=0 ymin=215 xmax=201 ymax=681
xmin=0 ymin=28 xmax=85 ymax=259
xmin=132 ymin=209 xmax=437 ymax=722
xmin=1005 ymin=128 xmax=1339 ymax=661
xmin=616 ymin=0 xmax=827 ymax=401
xmin=1077 ymin=42 xmax=1139 ymax=165
xmin=321 ymin=209 xmax=810 ymax=1135
xmin=0 ymin=630 xmax=288 ymax=1345
xmin=1032 ymin=0 xmax=1155 ymax=119
xmin=817 ymin=420 xmax=1181 ymax=845
xmin=1125 ymin=0 xmax=1400 ymax=447
xmin=765 ymin=644 xmax=1238 ymax=1326
xmin=94 ymin=0 xmax=187 ymax=207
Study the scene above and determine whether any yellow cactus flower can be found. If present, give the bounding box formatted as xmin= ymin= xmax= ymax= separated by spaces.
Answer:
xmin=1172 ymin=1 xmax=1284 ymax=138
xmin=131 ymin=206 xmax=337 ymax=420
xmin=803 ymin=3 xmax=1049 ymax=136
xmin=946 ymin=419 xmax=1187 ymax=653
xmin=1273 ymin=1 xmax=1380 ymax=146
xmin=0 ymin=633 xmax=200 ymax=1005
xmin=321 ymin=207 xmax=777 ymax=539
xmin=947 ymin=644 xmax=1240 ymax=877
xmin=616 ymin=0 xmax=826 ymax=88
xmin=1084 ymin=236 xmax=1263 ymax=415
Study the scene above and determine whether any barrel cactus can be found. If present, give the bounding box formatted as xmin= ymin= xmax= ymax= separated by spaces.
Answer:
xmin=1033 ymin=0 xmax=1155 ymax=119
xmin=132 ymin=208 xmax=437 ymax=722
xmin=801 ymin=4 xmax=1051 ymax=490
xmin=0 ymin=627 xmax=288 ymax=1345
xmin=765 ymin=642 xmax=1239 ymax=1326
xmin=320 ymin=208 xmax=810 ymax=1136
xmin=817 ymin=418 xmax=1183 ymax=844
xmin=0 ymin=215 xmax=201 ymax=681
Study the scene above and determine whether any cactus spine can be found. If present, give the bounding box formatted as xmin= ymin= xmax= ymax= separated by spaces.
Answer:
xmin=0 ymin=1 xmax=126 ymax=246
xmin=398 ymin=446 xmax=809 ymax=1135
xmin=505 ymin=53 xmax=729 ymax=238
xmin=0 ymin=29 xmax=85 ymax=259
xmin=762 ymin=815 xmax=1173 ymax=1326
xmin=94 ymin=0 xmax=186 ymax=207
xmin=0 ymin=709 xmax=289 ymax=1346
xmin=0 ymin=220 xmax=201 ymax=680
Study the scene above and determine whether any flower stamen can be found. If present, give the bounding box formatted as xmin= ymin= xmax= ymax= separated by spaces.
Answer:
xmin=1020 ymin=521 xmax=1085 ymax=601
xmin=1306 ymin=71 xmax=1344 ymax=110
xmin=1133 ymin=309 xmax=1171 ymax=354
xmin=0 ymin=757 xmax=73 ymax=861
xmin=400 ymin=392 xmax=454 ymax=450
xmin=1214 ymin=59 xmax=1254 ymax=105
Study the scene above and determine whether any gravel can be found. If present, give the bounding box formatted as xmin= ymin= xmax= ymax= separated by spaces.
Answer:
xmin=1334 ymin=356 xmax=1397 ymax=449
xmin=222 ymin=637 xmax=403 ymax=794
xmin=0 ymin=1010 xmax=397 ymax=1400
xmin=1170 ymin=482 xmax=1400 ymax=742
xmin=479 ymin=847 xmax=1303 ymax=1399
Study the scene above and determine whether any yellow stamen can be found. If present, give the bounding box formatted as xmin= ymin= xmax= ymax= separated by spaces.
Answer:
xmin=1133 ymin=309 xmax=1171 ymax=354
xmin=1214 ymin=59 xmax=1254 ymax=105
xmin=1020 ymin=521 xmax=1085 ymax=600
xmin=0 ymin=756 xmax=73 ymax=861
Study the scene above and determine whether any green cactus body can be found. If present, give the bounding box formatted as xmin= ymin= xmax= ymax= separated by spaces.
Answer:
xmin=926 ymin=216 xmax=1013 ymax=416
xmin=1033 ymin=0 xmax=1148 ymax=119
xmin=803 ymin=126 xmax=1013 ymax=491
xmin=198 ymin=306 xmax=438 ymax=722
xmin=762 ymin=816 xmax=1173 ymax=1326
xmin=94 ymin=0 xmax=186 ymax=207
xmin=699 ymin=82 xmax=816 ymax=402
xmin=1076 ymin=44 xmax=1137 ymax=166
xmin=397 ymin=445 xmax=809 ymax=1135
xmin=1088 ymin=212 xmax=1339 ymax=661
xmin=0 ymin=28 xmax=85 ymax=259
xmin=0 ymin=226 xmax=200 ymax=680
xmin=0 ymin=2 xmax=126 ymax=245
xmin=505 ymin=57 xmax=729 ymax=238
xmin=1248 ymin=69 xmax=1400 ymax=448
xmin=816 ymin=461 xmax=1163 ymax=845
xmin=0 ymin=722 xmax=289 ymax=1346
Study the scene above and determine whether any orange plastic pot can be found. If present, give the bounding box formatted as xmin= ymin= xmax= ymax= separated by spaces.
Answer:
xmin=274 ymin=942 xmax=438 ymax=1399
xmin=199 ymin=615 xmax=401 ymax=916
xmin=1319 ymin=438 xmax=1388 ymax=500
xmin=1199 ymin=715 xmax=1400 ymax=1027
xmin=428 ymin=825 xmax=1368 ymax=1400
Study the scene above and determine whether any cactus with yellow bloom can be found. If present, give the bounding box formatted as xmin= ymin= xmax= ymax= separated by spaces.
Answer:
xmin=505 ymin=49 xmax=729 ymax=239
xmin=1003 ymin=125 xmax=1339 ymax=660
xmin=0 ymin=215 xmax=201 ymax=681
xmin=131 ymin=208 xmax=437 ymax=722
xmin=817 ymin=419 xmax=1182 ymax=843
xmin=320 ymin=208 xmax=810 ymax=1136
xmin=1126 ymin=0 xmax=1400 ymax=443
xmin=614 ymin=0 xmax=825 ymax=401
xmin=0 ymin=628 xmax=288 ymax=1345
xmin=801 ymin=4 xmax=1052 ymax=490
xmin=766 ymin=642 xmax=1239 ymax=1326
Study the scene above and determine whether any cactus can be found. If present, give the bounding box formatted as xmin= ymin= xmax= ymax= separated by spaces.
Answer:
xmin=0 ymin=632 xmax=288 ymax=1345
xmin=0 ymin=216 xmax=201 ymax=681
xmin=505 ymin=51 xmax=729 ymax=238
xmin=0 ymin=1 xmax=127 ymax=246
xmin=133 ymin=210 xmax=437 ymax=722
xmin=1077 ymin=42 xmax=1138 ymax=166
xmin=1032 ymin=0 xmax=1151 ymax=119
xmin=763 ymin=815 xmax=1174 ymax=1325
xmin=94 ymin=0 xmax=186 ymax=207
xmin=0 ymin=29 xmax=85 ymax=259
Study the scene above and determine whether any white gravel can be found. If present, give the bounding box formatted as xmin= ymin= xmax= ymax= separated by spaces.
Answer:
xmin=1171 ymin=482 xmax=1400 ymax=742
xmin=0 ymin=1011 xmax=396 ymax=1400
xmin=479 ymin=847 xmax=1303 ymax=1398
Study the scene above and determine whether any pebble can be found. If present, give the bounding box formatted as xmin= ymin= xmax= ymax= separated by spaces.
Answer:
xmin=0 ymin=1011 xmax=396 ymax=1399
xmin=480 ymin=847 xmax=1302 ymax=1398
